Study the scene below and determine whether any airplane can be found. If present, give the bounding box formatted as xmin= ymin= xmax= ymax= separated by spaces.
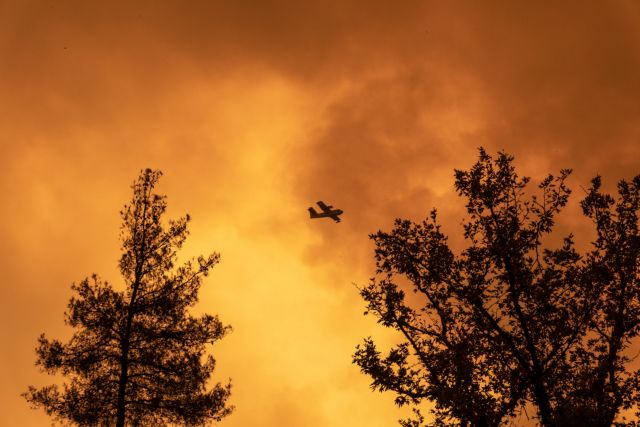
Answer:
xmin=308 ymin=201 xmax=343 ymax=223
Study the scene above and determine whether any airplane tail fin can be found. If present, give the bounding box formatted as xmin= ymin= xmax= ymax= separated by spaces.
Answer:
xmin=308 ymin=207 xmax=319 ymax=218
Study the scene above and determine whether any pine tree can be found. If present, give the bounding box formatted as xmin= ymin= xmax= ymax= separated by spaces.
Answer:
xmin=24 ymin=169 xmax=233 ymax=426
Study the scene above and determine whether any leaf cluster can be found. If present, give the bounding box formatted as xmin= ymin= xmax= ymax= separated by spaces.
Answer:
xmin=355 ymin=149 xmax=640 ymax=426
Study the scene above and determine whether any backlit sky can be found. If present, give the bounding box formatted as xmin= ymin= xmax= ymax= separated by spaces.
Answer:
xmin=1 ymin=1 xmax=639 ymax=425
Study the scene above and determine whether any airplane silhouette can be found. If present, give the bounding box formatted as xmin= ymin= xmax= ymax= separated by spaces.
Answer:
xmin=308 ymin=201 xmax=343 ymax=223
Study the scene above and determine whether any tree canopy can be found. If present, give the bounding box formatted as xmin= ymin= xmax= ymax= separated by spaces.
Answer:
xmin=24 ymin=169 xmax=232 ymax=426
xmin=354 ymin=149 xmax=640 ymax=426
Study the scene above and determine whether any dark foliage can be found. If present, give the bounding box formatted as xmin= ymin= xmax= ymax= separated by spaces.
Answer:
xmin=24 ymin=169 xmax=232 ymax=426
xmin=354 ymin=148 xmax=640 ymax=426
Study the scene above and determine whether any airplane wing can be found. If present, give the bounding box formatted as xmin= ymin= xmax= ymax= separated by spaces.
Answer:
xmin=317 ymin=201 xmax=330 ymax=212
xmin=329 ymin=214 xmax=341 ymax=223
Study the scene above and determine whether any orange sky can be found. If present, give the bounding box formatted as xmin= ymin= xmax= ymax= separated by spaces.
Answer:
xmin=1 ymin=1 xmax=639 ymax=426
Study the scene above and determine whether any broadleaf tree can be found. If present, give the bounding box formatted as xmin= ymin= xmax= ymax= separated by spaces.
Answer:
xmin=24 ymin=169 xmax=233 ymax=426
xmin=354 ymin=148 xmax=640 ymax=426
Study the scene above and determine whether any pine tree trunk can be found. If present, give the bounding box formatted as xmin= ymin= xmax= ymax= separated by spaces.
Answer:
xmin=116 ymin=202 xmax=147 ymax=427
xmin=116 ymin=307 xmax=134 ymax=427
xmin=116 ymin=277 xmax=140 ymax=427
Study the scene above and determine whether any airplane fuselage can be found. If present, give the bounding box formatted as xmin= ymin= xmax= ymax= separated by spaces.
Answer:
xmin=308 ymin=202 xmax=343 ymax=222
xmin=309 ymin=209 xmax=343 ymax=218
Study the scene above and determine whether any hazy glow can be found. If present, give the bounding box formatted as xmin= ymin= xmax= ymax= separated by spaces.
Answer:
xmin=1 ymin=1 xmax=639 ymax=425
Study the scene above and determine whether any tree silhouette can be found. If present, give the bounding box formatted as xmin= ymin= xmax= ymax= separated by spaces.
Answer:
xmin=24 ymin=169 xmax=232 ymax=426
xmin=354 ymin=149 xmax=640 ymax=426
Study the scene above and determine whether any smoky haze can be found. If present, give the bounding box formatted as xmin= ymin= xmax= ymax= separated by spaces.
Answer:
xmin=1 ymin=1 xmax=639 ymax=425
